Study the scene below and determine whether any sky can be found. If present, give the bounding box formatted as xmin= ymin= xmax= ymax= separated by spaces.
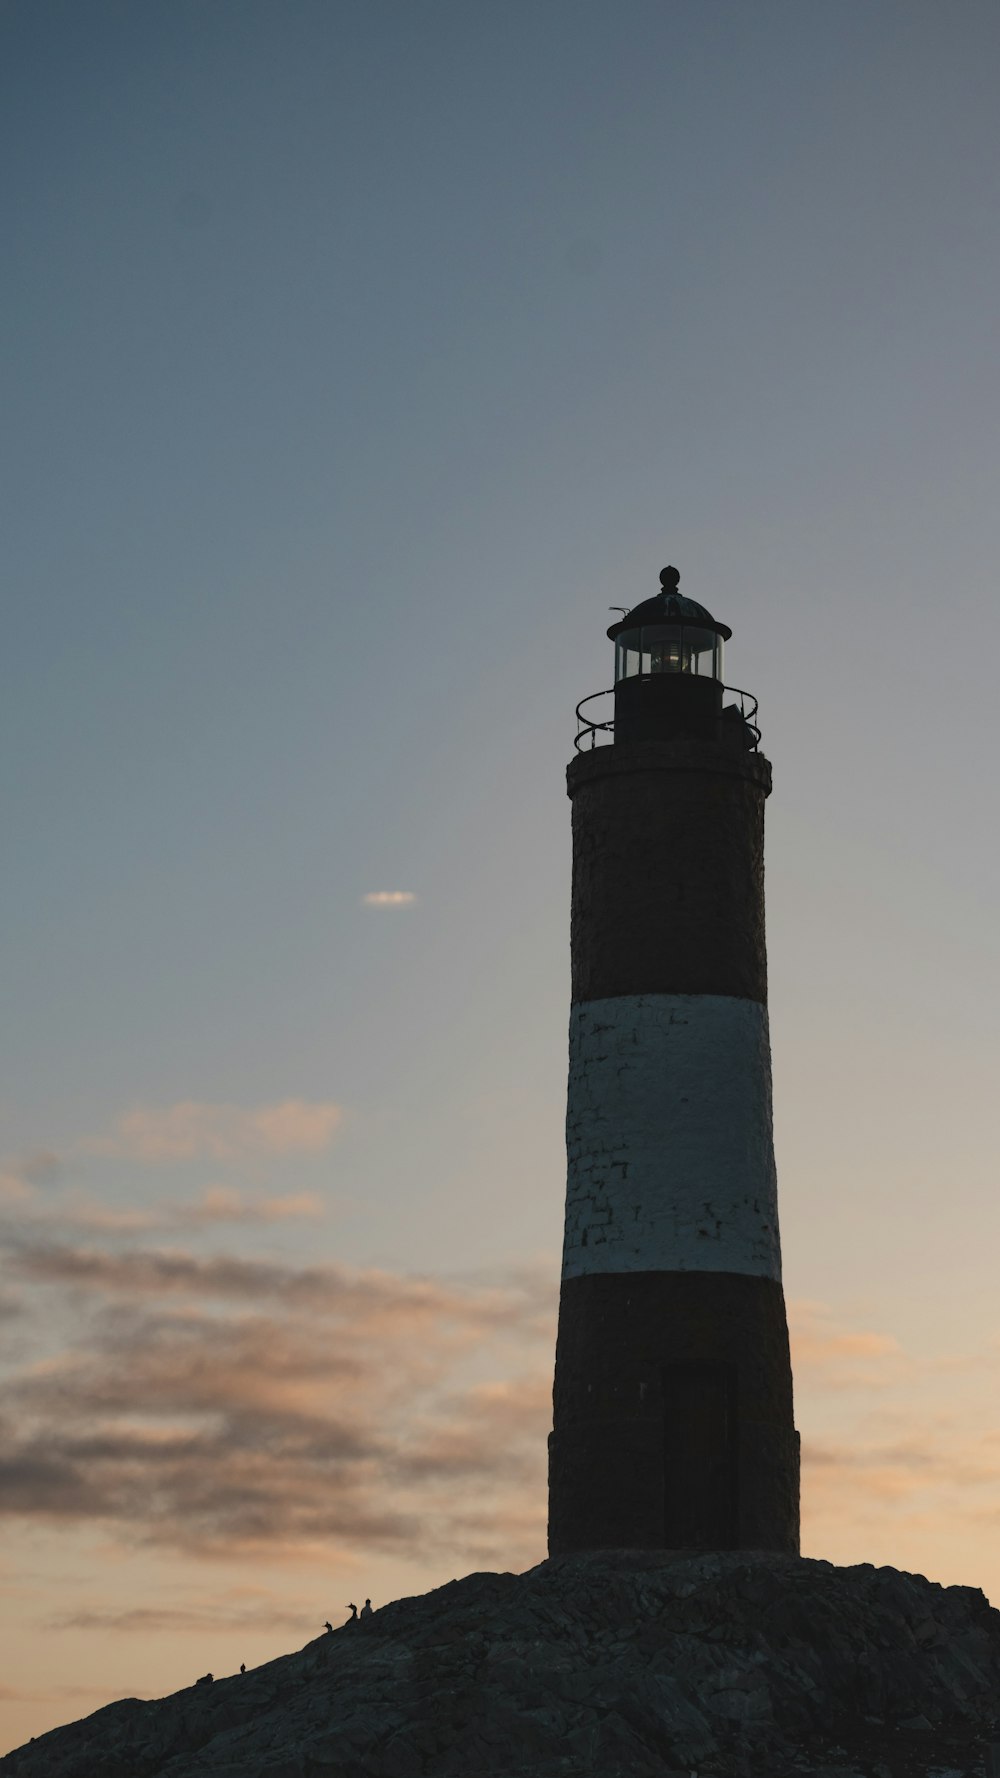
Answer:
xmin=2 ymin=0 xmax=999 ymax=1751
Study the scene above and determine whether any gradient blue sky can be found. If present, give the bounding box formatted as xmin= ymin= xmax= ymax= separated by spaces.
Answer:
xmin=3 ymin=0 xmax=1000 ymax=1750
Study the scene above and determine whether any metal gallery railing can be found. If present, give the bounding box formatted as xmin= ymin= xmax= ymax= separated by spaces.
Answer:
xmin=574 ymin=684 xmax=761 ymax=753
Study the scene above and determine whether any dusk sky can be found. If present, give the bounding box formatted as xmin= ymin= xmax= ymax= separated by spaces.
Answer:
xmin=3 ymin=0 xmax=1000 ymax=1751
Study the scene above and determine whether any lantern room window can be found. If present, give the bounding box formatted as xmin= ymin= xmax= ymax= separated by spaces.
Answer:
xmin=614 ymin=624 xmax=724 ymax=684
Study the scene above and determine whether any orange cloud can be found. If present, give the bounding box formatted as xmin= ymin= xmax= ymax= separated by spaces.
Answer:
xmin=0 ymin=1151 xmax=60 ymax=1203
xmin=795 ymin=1325 xmax=1000 ymax=1600
xmin=83 ymin=1099 xmax=342 ymax=1163
xmin=0 ymin=1173 xmax=32 ymax=1204
xmin=7 ymin=1242 xmax=554 ymax=1339
xmin=0 ymin=1240 xmax=554 ymax=1571
xmin=9 ymin=1187 xmax=327 ymax=1236
xmin=186 ymin=1187 xmax=326 ymax=1224
xmin=7 ymin=1236 xmax=1000 ymax=1623
xmin=789 ymin=1300 xmax=905 ymax=1389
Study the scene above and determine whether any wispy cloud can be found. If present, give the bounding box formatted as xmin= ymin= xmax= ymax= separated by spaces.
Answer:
xmin=0 ymin=1240 xmax=554 ymax=1569
xmin=0 ymin=1151 xmax=61 ymax=1203
xmin=0 ymin=1172 xmax=32 ymax=1204
xmin=0 ymin=1684 xmax=126 ymax=1704
xmin=185 ymin=1187 xmax=326 ymax=1225
xmin=6 ymin=1243 xmax=553 ymax=1331
xmin=10 ymin=1248 xmax=995 ymax=1595
xmin=361 ymin=891 xmax=416 ymax=907
xmin=789 ymin=1300 xmax=907 ymax=1390
xmin=51 ymin=1601 xmax=315 ymax=1635
xmin=802 ymin=1422 xmax=1000 ymax=1520
xmin=21 ymin=1188 xmax=328 ymax=1236
xmin=790 ymin=1304 xmax=1000 ymax=1583
xmin=83 ymin=1099 xmax=343 ymax=1163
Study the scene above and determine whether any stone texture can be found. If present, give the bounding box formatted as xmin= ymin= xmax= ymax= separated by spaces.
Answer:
xmin=567 ymin=740 xmax=770 ymax=1007
xmin=549 ymin=1271 xmax=798 ymax=1555
xmin=563 ymin=993 xmax=781 ymax=1281
xmin=4 ymin=1551 xmax=999 ymax=1778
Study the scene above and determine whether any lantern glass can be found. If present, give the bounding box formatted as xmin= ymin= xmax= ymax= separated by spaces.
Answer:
xmin=614 ymin=624 xmax=723 ymax=683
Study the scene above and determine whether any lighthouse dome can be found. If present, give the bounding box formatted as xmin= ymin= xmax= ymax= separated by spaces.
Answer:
xmin=606 ymin=567 xmax=732 ymax=641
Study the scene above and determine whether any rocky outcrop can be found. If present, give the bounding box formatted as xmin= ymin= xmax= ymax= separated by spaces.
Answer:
xmin=4 ymin=1550 xmax=1000 ymax=1777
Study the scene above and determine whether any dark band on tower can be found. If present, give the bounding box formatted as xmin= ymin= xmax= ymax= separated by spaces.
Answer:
xmin=548 ymin=566 xmax=799 ymax=1555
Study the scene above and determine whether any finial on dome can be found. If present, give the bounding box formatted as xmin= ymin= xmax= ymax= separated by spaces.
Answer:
xmin=659 ymin=565 xmax=680 ymax=591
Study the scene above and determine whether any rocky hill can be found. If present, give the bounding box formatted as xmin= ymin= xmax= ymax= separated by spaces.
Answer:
xmin=3 ymin=1550 xmax=1000 ymax=1777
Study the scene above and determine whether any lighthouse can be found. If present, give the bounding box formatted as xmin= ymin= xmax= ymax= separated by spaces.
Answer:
xmin=548 ymin=567 xmax=799 ymax=1555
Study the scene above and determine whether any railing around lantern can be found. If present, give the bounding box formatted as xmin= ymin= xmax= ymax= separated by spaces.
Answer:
xmin=573 ymin=684 xmax=761 ymax=752
xmin=573 ymin=688 xmax=616 ymax=751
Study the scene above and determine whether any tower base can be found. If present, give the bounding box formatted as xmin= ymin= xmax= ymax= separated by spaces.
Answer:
xmin=548 ymin=1270 xmax=799 ymax=1556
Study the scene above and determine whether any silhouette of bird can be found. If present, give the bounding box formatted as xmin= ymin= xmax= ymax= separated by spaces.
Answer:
xmin=324 ymin=1620 xmax=333 ymax=1633
xmin=360 ymin=1598 xmax=373 ymax=1619
xmin=346 ymin=1602 xmax=358 ymax=1623
xmin=240 ymin=1663 xmax=246 ymax=1674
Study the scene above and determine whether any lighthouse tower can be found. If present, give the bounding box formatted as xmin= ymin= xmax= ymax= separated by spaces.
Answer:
xmin=548 ymin=567 xmax=799 ymax=1555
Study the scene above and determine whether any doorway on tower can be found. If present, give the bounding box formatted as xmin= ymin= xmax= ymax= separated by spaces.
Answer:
xmin=662 ymin=1363 xmax=738 ymax=1550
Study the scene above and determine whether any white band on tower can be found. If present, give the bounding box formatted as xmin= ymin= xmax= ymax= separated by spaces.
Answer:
xmin=563 ymin=992 xmax=781 ymax=1282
